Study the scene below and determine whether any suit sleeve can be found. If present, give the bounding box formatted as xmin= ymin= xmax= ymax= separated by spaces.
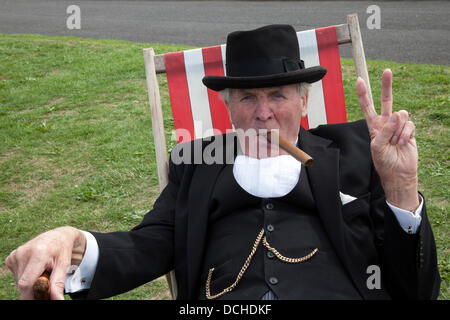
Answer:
xmin=73 ymin=159 xmax=182 ymax=300
xmin=369 ymin=165 xmax=441 ymax=299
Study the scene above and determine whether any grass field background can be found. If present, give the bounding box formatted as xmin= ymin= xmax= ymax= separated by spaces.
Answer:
xmin=0 ymin=33 xmax=448 ymax=299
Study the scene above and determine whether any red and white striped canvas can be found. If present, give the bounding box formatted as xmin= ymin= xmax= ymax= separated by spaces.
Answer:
xmin=164 ymin=26 xmax=347 ymax=143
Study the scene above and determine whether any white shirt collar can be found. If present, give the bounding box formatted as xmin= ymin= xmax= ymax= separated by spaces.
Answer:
xmin=233 ymin=154 xmax=301 ymax=198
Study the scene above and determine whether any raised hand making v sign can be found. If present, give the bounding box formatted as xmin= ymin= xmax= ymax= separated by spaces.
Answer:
xmin=356 ymin=69 xmax=421 ymax=212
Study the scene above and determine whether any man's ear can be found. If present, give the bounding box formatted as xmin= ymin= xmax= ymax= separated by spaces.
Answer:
xmin=300 ymin=91 xmax=309 ymax=118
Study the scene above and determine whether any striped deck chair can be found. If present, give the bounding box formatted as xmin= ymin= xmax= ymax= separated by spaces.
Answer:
xmin=143 ymin=13 xmax=372 ymax=299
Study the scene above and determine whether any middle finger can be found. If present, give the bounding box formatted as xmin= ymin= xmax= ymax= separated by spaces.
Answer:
xmin=381 ymin=69 xmax=393 ymax=118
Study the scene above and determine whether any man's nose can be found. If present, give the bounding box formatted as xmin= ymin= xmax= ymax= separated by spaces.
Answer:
xmin=255 ymin=99 xmax=274 ymax=121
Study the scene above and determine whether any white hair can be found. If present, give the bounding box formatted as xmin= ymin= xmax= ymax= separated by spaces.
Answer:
xmin=218 ymin=88 xmax=231 ymax=103
xmin=298 ymin=82 xmax=311 ymax=100
xmin=219 ymin=82 xmax=311 ymax=104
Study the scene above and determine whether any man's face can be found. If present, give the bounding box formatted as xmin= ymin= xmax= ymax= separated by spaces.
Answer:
xmin=225 ymin=83 xmax=308 ymax=157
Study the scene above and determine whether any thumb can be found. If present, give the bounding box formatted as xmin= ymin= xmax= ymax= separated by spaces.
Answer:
xmin=373 ymin=112 xmax=399 ymax=148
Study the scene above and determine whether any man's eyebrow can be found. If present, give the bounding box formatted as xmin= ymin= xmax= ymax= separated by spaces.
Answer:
xmin=233 ymin=87 xmax=285 ymax=98
xmin=267 ymin=88 xmax=285 ymax=96
xmin=235 ymin=89 xmax=255 ymax=96
xmin=268 ymin=88 xmax=283 ymax=93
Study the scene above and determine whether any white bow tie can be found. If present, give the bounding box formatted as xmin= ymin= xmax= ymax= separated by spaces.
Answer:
xmin=233 ymin=154 xmax=302 ymax=198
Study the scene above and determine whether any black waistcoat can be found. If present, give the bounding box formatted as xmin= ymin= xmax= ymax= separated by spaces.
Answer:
xmin=198 ymin=163 xmax=362 ymax=300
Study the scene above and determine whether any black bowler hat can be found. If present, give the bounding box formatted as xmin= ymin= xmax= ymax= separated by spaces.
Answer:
xmin=202 ymin=24 xmax=327 ymax=92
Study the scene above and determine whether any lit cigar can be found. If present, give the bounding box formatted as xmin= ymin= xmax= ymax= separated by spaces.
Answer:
xmin=266 ymin=131 xmax=314 ymax=167
xmin=33 ymin=271 xmax=50 ymax=300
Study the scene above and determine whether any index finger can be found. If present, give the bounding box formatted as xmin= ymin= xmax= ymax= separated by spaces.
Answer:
xmin=356 ymin=77 xmax=378 ymax=127
xmin=17 ymin=259 xmax=48 ymax=300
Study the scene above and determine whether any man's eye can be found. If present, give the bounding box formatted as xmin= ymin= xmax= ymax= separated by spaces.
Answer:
xmin=241 ymin=95 xmax=253 ymax=101
xmin=273 ymin=93 xmax=284 ymax=99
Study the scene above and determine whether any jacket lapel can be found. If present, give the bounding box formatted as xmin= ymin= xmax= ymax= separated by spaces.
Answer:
xmin=298 ymin=128 xmax=347 ymax=258
xmin=185 ymin=133 xmax=237 ymax=298
xmin=299 ymin=128 xmax=367 ymax=296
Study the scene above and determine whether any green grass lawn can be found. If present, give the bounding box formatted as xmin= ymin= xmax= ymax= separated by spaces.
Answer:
xmin=0 ymin=33 xmax=448 ymax=300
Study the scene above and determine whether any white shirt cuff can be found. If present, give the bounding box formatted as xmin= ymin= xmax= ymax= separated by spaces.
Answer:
xmin=386 ymin=194 xmax=424 ymax=234
xmin=64 ymin=231 xmax=99 ymax=293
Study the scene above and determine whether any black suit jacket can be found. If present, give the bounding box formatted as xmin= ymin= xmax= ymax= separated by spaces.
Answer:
xmin=82 ymin=120 xmax=440 ymax=300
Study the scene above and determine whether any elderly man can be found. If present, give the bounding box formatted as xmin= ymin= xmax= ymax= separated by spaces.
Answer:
xmin=6 ymin=25 xmax=440 ymax=300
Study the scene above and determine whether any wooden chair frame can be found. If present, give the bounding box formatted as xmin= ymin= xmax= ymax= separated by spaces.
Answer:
xmin=143 ymin=13 xmax=371 ymax=299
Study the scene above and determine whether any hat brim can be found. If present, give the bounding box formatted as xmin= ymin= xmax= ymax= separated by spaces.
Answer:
xmin=202 ymin=66 xmax=327 ymax=92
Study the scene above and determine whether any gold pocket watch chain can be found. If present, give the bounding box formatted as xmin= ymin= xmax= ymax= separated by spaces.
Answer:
xmin=206 ymin=228 xmax=318 ymax=300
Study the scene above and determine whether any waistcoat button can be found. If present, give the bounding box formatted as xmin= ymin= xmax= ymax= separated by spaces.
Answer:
xmin=267 ymin=224 xmax=274 ymax=232
xmin=269 ymin=277 xmax=278 ymax=285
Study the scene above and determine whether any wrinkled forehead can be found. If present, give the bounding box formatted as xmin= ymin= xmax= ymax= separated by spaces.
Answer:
xmin=230 ymin=84 xmax=298 ymax=96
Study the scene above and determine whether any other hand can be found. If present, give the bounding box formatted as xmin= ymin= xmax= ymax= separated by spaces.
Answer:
xmin=5 ymin=226 xmax=86 ymax=300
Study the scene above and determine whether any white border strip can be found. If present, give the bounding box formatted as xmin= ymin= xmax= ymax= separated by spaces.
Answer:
xmin=220 ymin=44 xmax=227 ymax=76
xmin=183 ymin=48 xmax=214 ymax=139
xmin=297 ymin=30 xmax=327 ymax=128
